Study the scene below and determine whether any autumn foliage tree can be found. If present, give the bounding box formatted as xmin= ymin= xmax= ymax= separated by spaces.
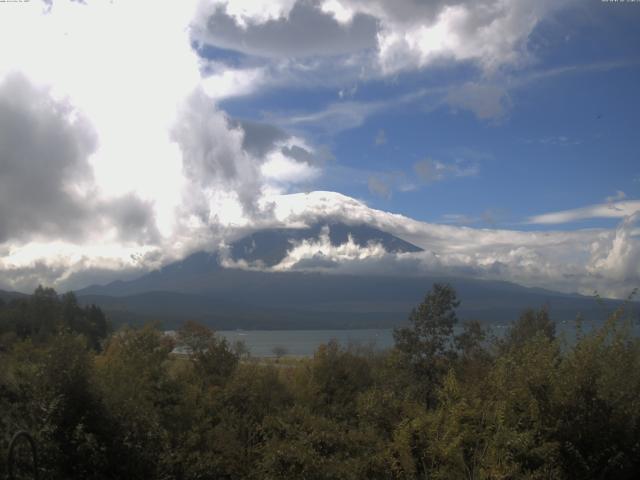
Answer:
xmin=1 ymin=284 xmax=640 ymax=479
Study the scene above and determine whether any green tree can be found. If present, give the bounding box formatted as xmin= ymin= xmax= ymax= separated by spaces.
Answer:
xmin=259 ymin=405 xmax=389 ymax=480
xmin=393 ymin=283 xmax=459 ymax=406
xmin=552 ymin=308 xmax=640 ymax=478
xmin=96 ymin=325 xmax=177 ymax=478
xmin=502 ymin=307 xmax=555 ymax=351
xmin=0 ymin=287 xmax=108 ymax=350
xmin=177 ymin=320 xmax=239 ymax=387
xmin=295 ymin=340 xmax=373 ymax=421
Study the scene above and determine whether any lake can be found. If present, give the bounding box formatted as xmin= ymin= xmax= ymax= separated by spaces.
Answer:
xmin=215 ymin=320 xmax=639 ymax=357
xmin=216 ymin=329 xmax=395 ymax=357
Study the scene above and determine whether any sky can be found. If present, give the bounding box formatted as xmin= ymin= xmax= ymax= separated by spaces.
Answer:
xmin=0 ymin=0 xmax=639 ymax=298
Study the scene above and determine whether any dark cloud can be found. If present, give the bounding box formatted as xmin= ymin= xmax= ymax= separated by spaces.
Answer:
xmin=281 ymin=145 xmax=314 ymax=164
xmin=98 ymin=194 xmax=160 ymax=244
xmin=200 ymin=1 xmax=378 ymax=59
xmin=231 ymin=119 xmax=326 ymax=166
xmin=196 ymin=0 xmax=572 ymax=76
xmin=0 ymin=73 xmax=97 ymax=243
xmin=232 ymin=119 xmax=289 ymax=158
xmin=0 ymin=74 xmax=159 ymax=245
xmin=0 ymin=257 xmax=151 ymax=294
xmin=0 ymin=260 xmax=67 ymax=293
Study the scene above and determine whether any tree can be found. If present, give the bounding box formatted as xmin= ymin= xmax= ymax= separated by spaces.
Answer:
xmin=97 ymin=325 xmax=177 ymax=478
xmin=0 ymin=287 xmax=109 ymax=349
xmin=297 ymin=340 xmax=373 ymax=421
xmin=60 ymin=292 xmax=109 ymax=351
xmin=272 ymin=345 xmax=288 ymax=362
xmin=177 ymin=320 xmax=239 ymax=387
xmin=502 ymin=307 xmax=555 ymax=351
xmin=393 ymin=283 xmax=459 ymax=405
xmin=454 ymin=319 xmax=486 ymax=357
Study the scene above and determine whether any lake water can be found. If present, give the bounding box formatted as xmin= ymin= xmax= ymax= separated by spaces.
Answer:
xmin=216 ymin=320 xmax=640 ymax=357
xmin=217 ymin=329 xmax=395 ymax=357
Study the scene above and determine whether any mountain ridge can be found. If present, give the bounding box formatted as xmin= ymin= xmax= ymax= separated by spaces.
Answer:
xmin=66 ymin=221 xmax=638 ymax=329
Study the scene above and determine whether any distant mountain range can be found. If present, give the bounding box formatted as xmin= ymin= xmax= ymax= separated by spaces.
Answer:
xmin=70 ymin=222 xmax=631 ymax=330
xmin=0 ymin=289 xmax=28 ymax=303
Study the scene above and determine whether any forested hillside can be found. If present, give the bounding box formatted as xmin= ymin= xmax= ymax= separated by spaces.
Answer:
xmin=1 ymin=285 xmax=639 ymax=479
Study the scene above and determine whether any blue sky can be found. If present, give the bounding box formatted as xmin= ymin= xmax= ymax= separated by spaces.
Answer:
xmin=0 ymin=0 xmax=639 ymax=296
xmin=207 ymin=0 xmax=640 ymax=230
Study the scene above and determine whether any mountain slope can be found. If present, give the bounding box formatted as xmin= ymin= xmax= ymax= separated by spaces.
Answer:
xmin=0 ymin=289 xmax=29 ymax=303
xmin=229 ymin=222 xmax=423 ymax=267
xmin=77 ymin=266 xmax=627 ymax=329
xmin=75 ymin=221 xmax=634 ymax=330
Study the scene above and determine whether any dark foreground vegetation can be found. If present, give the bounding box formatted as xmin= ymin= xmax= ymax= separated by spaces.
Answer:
xmin=1 ymin=284 xmax=639 ymax=479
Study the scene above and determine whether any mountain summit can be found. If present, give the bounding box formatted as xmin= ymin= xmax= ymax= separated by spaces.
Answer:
xmin=75 ymin=219 xmax=626 ymax=330
xmin=229 ymin=222 xmax=423 ymax=267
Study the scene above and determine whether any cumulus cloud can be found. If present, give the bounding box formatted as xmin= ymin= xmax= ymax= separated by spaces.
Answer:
xmin=272 ymin=225 xmax=388 ymax=271
xmin=192 ymin=0 xmax=580 ymax=123
xmin=0 ymin=0 xmax=325 ymax=291
xmin=202 ymin=64 xmax=268 ymax=100
xmin=0 ymin=73 xmax=97 ymax=243
xmin=253 ymin=191 xmax=640 ymax=298
xmin=194 ymin=0 xmax=378 ymax=59
xmin=196 ymin=0 xmax=574 ymax=75
xmin=171 ymin=89 xmax=265 ymax=217
xmin=0 ymin=0 xmax=634 ymax=302
xmin=0 ymin=73 xmax=159 ymax=246
xmin=261 ymin=151 xmax=321 ymax=185
xmin=231 ymin=119 xmax=290 ymax=158
xmin=587 ymin=212 xmax=640 ymax=296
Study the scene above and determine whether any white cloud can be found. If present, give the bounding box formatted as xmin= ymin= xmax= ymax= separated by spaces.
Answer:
xmin=191 ymin=0 xmax=586 ymax=124
xmin=0 ymin=0 xmax=325 ymax=290
xmin=0 ymin=0 xmax=204 ymax=237
xmin=206 ymin=0 xmax=299 ymax=28
xmin=587 ymin=213 xmax=640 ymax=294
xmin=0 ymin=0 xmax=635 ymax=301
xmin=280 ymin=98 xmax=387 ymax=133
xmin=260 ymin=191 xmax=640 ymax=298
xmin=193 ymin=0 xmax=378 ymax=59
xmin=0 ymin=73 xmax=159 ymax=246
xmin=261 ymin=150 xmax=321 ymax=184
xmin=202 ymin=65 xmax=268 ymax=100
xmin=272 ymin=225 xmax=388 ymax=271
xmin=196 ymin=0 xmax=576 ymax=75
xmin=170 ymin=88 xmax=266 ymax=218
xmin=526 ymin=200 xmax=640 ymax=225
